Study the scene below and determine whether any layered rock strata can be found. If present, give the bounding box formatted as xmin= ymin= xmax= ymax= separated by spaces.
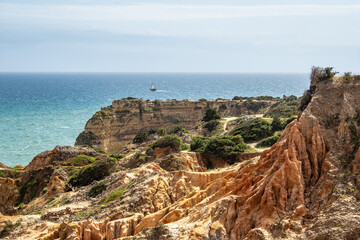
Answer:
xmin=75 ymin=98 xmax=274 ymax=154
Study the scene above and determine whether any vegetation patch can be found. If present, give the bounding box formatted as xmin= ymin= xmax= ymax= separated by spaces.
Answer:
xmin=204 ymin=120 xmax=220 ymax=132
xmin=264 ymin=95 xmax=299 ymax=118
xmin=149 ymin=135 xmax=182 ymax=152
xmin=202 ymin=108 xmax=221 ymax=122
xmin=232 ymin=96 xmax=280 ymax=101
xmin=256 ymin=133 xmax=281 ymax=148
xmin=100 ymin=182 xmax=134 ymax=205
xmin=191 ymin=135 xmax=249 ymax=163
xmin=133 ymin=132 xmax=148 ymax=144
xmin=73 ymin=155 xmax=96 ymax=165
xmin=229 ymin=118 xmax=272 ymax=142
xmin=68 ymin=157 xmax=117 ymax=187
xmin=88 ymin=181 xmax=107 ymax=198
xmin=168 ymin=125 xmax=189 ymax=134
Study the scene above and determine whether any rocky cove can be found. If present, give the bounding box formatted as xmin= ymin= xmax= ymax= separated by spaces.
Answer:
xmin=1 ymin=73 xmax=360 ymax=239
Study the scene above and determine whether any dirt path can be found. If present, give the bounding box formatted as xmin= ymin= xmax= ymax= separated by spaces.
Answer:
xmin=221 ymin=117 xmax=239 ymax=132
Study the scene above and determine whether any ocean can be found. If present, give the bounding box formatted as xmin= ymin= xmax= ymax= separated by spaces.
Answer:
xmin=0 ymin=73 xmax=309 ymax=166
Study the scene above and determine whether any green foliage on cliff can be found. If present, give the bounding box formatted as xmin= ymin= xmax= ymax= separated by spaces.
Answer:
xmin=168 ymin=125 xmax=189 ymax=134
xmin=204 ymin=120 xmax=220 ymax=132
xmin=264 ymin=95 xmax=299 ymax=118
xmin=133 ymin=132 xmax=148 ymax=144
xmin=310 ymin=66 xmax=339 ymax=83
xmin=232 ymin=96 xmax=280 ymax=101
xmin=68 ymin=158 xmax=117 ymax=187
xmin=191 ymin=135 xmax=249 ymax=162
xmin=271 ymin=116 xmax=283 ymax=132
xmin=202 ymin=107 xmax=221 ymax=122
xmin=73 ymin=155 xmax=96 ymax=165
xmin=256 ymin=133 xmax=281 ymax=148
xmin=88 ymin=181 xmax=107 ymax=198
xmin=149 ymin=135 xmax=182 ymax=151
xmin=229 ymin=118 xmax=272 ymax=142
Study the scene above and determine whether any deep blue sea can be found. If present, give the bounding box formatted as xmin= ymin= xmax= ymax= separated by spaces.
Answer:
xmin=0 ymin=73 xmax=309 ymax=166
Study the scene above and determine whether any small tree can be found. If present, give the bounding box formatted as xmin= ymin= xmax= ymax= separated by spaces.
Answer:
xmin=149 ymin=135 xmax=182 ymax=151
xmin=202 ymin=108 xmax=221 ymax=122
xmin=271 ymin=116 xmax=283 ymax=132
xmin=343 ymin=72 xmax=353 ymax=83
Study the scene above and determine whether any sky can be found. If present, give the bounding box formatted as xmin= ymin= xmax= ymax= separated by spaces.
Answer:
xmin=0 ymin=0 xmax=359 ymax=73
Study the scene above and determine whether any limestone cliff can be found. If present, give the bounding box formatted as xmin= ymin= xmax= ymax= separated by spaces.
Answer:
xmin=75 ymin=98 xmax=274 ymax=154
xmin=3 ymin=80 xmax=360 ymax=239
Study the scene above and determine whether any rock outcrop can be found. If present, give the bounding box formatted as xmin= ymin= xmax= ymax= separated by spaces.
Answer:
xmin=75 ymin=98 xmax=274 ymax=154
xmin=4 ymin=80 xmax=360 ymax=239
xmin=26 ymin=145 xmax=98 ymax=170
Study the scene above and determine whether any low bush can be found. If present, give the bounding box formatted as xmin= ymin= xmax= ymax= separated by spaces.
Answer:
xmin=264 ymin=96 xmax=299 ymax=118
xmin=203 ymin=136 xmax=249 ymax=161
xmin=202 ymin=108 xmax=221 ymax=122
xmin=229 ymin=118 xmax=272 ymax=142
xmin=204 ymin=120 xmax=220 ymax=132
xmin=68 ymin=158 xmax=117 ymax=187
xmin=133 ymin=132 xmax=148 ymax=144
xmin=190 ymin=136 xmax=210 ymax=152
xmin=88 ymin=181 xmax=107 ymax=198
xmin=73 ymin=155 xmax=96 ymax=165
xmin=149 ymin=135 xmax=182 ymax=151
xmin=256 ymin=134 xmax=281 ymax=148
xmin=271 ymin=116 xmax=283 ymax=132
xmin=190 ymin=135 xmax=249 ymax=162
xmin=157 ymin=128 xmax=165 ymax=136
xmin=168 ymin=125 xmax=189 ymax=134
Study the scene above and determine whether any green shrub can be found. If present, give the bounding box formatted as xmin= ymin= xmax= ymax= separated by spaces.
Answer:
xmin=88 ymin=181 xmax=107 ymax=198
xmin=203 ymin=136 xmax=248 ymax=161
xmin=271 ymin=116 xmax=283 ymax=132
xmin=204 ymin=120 xmax=220 ymax=132
xmin=190 ymin=136 xmax=210 ymax=152
xmin=109 ymin=154 xmax=124 ymax=160
xmin=150 ymin=135 xmax=182 ymax=151
xmin=73 ymin=155 xmax=96 ymax=165
xmin=93 ymin=148 xmax=106 ymax=154
xmin=256 ymin=134 xmax=281 ymax=148
xmin=168 ymin=125 xmax=189 ymax=134
xmin=190 ymin=136 xmax=248 ymax=163
xmin=202 ymin=108 xmax=221 ymax=122
xmin=343 ymin=72 xmax=353 ymax=83
xmin=101 ymin=182 xmax=133 ymax=205
xmin=133 ymin=132 xmax=148 ymax=144
xmin=157 ymin=128 xmax=165 ymax=136
xmin=264 ymin=96 xmax=299 ymax=118
xmin=68 ymin=158 xmax=117 ymax=187
xmin=229 ymin=118 xmax=272 ymax=142
xmin=310 ymin=66 xmax=338 ymax=83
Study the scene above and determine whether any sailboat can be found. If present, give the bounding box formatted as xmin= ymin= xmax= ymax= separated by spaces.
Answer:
xmin=150 ymin=84 xmax=157 ymax=91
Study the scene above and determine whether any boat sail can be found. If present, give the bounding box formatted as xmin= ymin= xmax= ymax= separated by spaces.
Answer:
xmin=150 ymin=84 xmax=156 ymax=91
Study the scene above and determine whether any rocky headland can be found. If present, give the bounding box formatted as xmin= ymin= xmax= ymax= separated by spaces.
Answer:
xmin=1 ymin=71 xmax=360 ymax=240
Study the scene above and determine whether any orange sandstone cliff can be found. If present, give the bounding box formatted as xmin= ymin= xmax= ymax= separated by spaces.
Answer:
xmin=1 ymin=80 xmax=360 ymax=239
xmin=75 ymin=98 xmax=274 ymax=154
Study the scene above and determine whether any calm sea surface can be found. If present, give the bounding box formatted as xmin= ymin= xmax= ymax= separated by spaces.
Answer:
xmin=0 ymin=73 xmax=309 ymax=166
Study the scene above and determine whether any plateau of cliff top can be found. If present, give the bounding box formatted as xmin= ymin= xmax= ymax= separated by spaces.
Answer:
xmin=1 ymin=71 xmax=360 ymax=240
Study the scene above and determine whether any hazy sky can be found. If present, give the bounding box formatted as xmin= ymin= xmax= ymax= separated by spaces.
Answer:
xmin=0 ymin=0 xmax=359 ymax=73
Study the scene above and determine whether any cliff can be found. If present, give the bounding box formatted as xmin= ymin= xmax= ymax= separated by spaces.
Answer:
xmin=75 ymin=98 xmax=274 ymax=154
xmin=2 ymin=78 xmax=360 ymax=239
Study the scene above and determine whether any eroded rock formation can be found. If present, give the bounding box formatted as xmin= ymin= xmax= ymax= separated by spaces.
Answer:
xmin=75 ymin=98 xmax=274 ymax=154
xmin=3 ymin=81 xmax=360 ymax=239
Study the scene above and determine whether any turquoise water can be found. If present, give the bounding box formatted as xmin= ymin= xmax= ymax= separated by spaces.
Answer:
xmin=0 ymin=73 xmax=309 ymax=166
